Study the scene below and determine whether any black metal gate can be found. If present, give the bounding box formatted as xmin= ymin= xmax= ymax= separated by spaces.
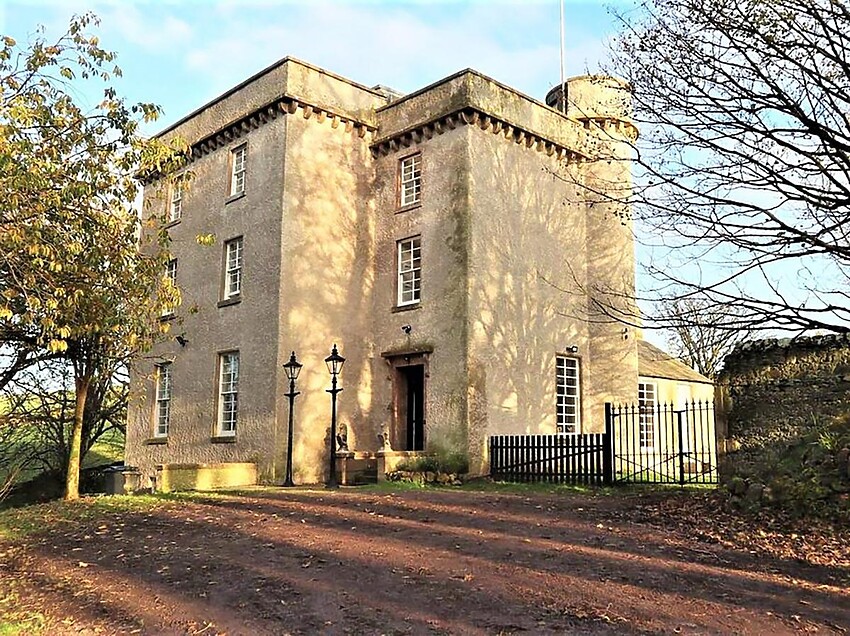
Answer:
xmin=606 ymin=401 xmax=718 ymax=485
xmin=488 ymin=433 xmax=610 ymax=485
xmin=487 ymin=401 xmax=718 ymax=486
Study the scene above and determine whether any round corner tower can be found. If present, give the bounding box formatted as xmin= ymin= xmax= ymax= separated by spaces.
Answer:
xmin=548 ymin=75 xmax=641 ymax=410
xmin=546 ymin=75 xmax=638 ymax=147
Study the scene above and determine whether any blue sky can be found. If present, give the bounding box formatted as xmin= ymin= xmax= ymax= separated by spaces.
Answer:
xmin=3 ymin=0 xmax=683 ymax=347
xmin=2 ymin=0 xmax=630 ymax=133
xmin=5 ymin=1 xmax=836 ymax=344
xmin=6 ymin=0 xmax=725 ymax=347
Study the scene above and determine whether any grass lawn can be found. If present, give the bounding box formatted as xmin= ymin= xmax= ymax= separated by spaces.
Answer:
xmin=0 ymin=492 xmax=196 ymax=541
xmin=1 ymin=428 xmax=127 ymax=511
xmin=83 ymin=428 xmax=124 ymax=468
xmin=0 ymin=604 xmax=46 ymax=636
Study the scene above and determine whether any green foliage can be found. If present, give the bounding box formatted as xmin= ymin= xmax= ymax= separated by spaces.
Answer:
xmin=0 ymin=613 xmax=46 ymax=636
xmin=0 ymin=13 xmax=188 ymax=499
xmin=818 ymin=429 xmax=841 ymax=452
xmin=395 ymin=448 xmax=469 ymax=476
xmin=0 ymin=14 xmax=186 ymax=350
xmin=394 ymin=456 xmax=438 ymax=473
xmin=729 ymin=413 xmax=850 ymax=520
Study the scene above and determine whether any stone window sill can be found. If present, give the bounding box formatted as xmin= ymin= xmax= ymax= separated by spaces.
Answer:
xmin=225 ymin=191 xmax=246 ymax=205
xmin=144 ymin=437 xmax=168 ymax=445
xmin=211 ymin=435 xmax=237 ymax=444
xmin=395 ymin=202 xmax=422 ymax=214
xmin=218 ymin=295 xmax=242 ymax=308
xmin=392 ymin=303 xmax=421 ymax=314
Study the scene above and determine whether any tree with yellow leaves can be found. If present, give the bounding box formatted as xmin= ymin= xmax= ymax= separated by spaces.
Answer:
xmin=0 ymin=14 xmax=186 ymax=500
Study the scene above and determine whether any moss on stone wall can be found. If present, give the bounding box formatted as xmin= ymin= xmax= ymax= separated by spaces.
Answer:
xmin=723 ymin=335 xmax=850 ymax=382
xmin=719 ymin=335 xmax=850 ymax=517
xmin=720 ymin=335 xmax=850 ymax=452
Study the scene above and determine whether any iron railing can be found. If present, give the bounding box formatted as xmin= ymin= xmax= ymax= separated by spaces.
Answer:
xmin=488 ymin=401 xmax=717 ymax=486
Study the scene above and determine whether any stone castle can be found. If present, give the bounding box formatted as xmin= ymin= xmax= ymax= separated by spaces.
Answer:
xmin=125 ymin=57 xmax=710 ymax=487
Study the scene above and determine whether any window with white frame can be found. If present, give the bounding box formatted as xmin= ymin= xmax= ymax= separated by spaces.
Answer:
xmin=399 ymin=153 xmax=421 ymax=207
xmin=223 ymin=237 xmax=243 ymax=299
xmin=397 ymin=236 xmax=421 ymax=306
xmin=230 ymin=145 xmax=247 ymax=196
xmin=218 ymin=352 xmax=239 ymax=435
xmin=162 ymin=258 xmax=177 ymax=316
xmin=169 ymin=181 xmax=182 ymax=222
xmin=638 ymin=381 xmax=657 ymax=449
xmin=556 ymin=356 xmax=580 ymax=434
xmin=154 ymin=363 xmax=172 ymax=437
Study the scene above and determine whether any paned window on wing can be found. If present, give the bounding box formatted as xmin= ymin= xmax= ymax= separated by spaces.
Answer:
xmin=400 ymin=154 xmax=421 ymax=206
xmin=556 ymin=356 xmax=580 ymax=434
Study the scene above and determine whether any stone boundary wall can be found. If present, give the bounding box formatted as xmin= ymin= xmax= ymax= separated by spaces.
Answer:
xmin=717 ymin=334 xmax=850 ymax=477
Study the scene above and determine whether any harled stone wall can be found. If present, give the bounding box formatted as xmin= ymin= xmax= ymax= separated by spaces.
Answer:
xmin=126 ymin=59 xmax=643 ymax=484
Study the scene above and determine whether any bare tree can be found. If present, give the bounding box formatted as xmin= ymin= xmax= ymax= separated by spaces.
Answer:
xmin=603 ymin=0 xmax=850 ymax=333
xmin=1 ymin=354 xmax=129 ymax=490
xmin=659 ymin=298 xmax=751 ymax=378
xmin=0 ymin=415 xmax=30 ymax=501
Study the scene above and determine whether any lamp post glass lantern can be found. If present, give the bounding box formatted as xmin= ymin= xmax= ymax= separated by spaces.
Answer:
xmin=282 ymin=351 xmax=302 ymax=487
xmin=325 ymin=345 xmax=345 ymax=376
xmin=325 ymin=344 xmax=345 ymax=488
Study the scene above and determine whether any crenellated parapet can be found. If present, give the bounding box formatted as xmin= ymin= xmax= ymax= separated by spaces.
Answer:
xmin=372 ymin=69 xmax=607 ymax=164
xmin=188 ymin=95 xmax=376 ymax=161
xmin=370 ymin=106 xmax=587 ymax=163
xmin=151 ymin=56 xmax=385 ymax=174
xmin=153 ymin=63 xmax=634 ymax=176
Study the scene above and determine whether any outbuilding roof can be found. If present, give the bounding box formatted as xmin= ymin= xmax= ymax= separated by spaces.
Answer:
xmin=637 ymin=340 xmax=712 ymax=384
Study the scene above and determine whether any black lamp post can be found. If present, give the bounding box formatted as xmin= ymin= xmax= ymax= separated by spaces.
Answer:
xmin=282 ymin=351 xmax=302 ymax=487
xmin=324 ymin=343 xmax=345 ymax=489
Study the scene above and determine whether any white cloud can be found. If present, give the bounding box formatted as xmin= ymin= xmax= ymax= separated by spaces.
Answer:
xmin=5 ymin=1 xmax=194 ymax=54
xmin=95 ymin=3 xmax=194 ymax=52
xmin=181 ymin=2 xmax=613 ymax=104
xmin=6 ymin=2 xmax=620 ymax=136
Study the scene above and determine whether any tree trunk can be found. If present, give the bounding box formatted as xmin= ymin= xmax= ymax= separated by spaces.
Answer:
xmin=64 ymin=373 xmax=89 ymax=501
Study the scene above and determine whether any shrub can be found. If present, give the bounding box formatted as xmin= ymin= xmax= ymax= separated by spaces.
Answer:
xmin=395 ymin=448 xmax=469 ymax=476
xmin=728 ymin=413 xmax=850 ymax=520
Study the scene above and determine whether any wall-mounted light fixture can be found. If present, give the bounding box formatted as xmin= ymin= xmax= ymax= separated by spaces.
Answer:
xmin=176 ymin=334 xmax=189 ymax=347
xmin=401 ymin=324 xmax=412 ymax=334
xmin=565 ymin=345 xmax=579 ymax=354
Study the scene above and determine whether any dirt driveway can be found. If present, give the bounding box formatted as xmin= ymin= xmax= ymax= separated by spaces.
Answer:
xmin=1 ymin=486 xmax=848 ymax=635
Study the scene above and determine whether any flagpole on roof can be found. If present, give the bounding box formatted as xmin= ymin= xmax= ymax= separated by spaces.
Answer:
xmin=559 ymin=0 xmax=566 ymax=113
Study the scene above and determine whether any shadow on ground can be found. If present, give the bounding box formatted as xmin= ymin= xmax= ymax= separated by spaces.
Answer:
xmin=1 ymin=487 xmax=848 ymax=635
